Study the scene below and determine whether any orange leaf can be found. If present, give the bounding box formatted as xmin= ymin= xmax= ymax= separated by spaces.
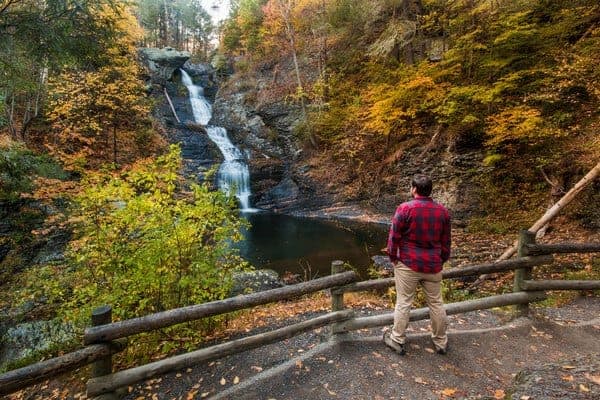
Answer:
xmin=441 ymin=387 xmax=457 ymax=397
xmin=186 ymin=390 xmax=198 ymax=400
xmin=493 ymin=389 xmax=505 ymax=399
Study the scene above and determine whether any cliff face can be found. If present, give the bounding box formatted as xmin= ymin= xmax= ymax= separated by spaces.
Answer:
xmin=211 ymin=73 xmax=485 ymax=222
xmin=211 ymin=79 xmax=335 ymax=212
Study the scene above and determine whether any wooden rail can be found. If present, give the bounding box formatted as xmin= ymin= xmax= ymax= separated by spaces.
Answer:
xmin=526 ymin=242 xmax=600 ymax=255
xmin=334 ymin=255 xmax=554 ymax=294
xmin=87 ymin=310 xmax=354 ymax=397
xmin=84 ymin=271 xmax=357 ymax=345
xmin=2 ymin=230 xmax=599 ymax=398
xmin=335 ymin=291 xmax=547 ymax=333
xmin=0 ymin=341 xmax=125 ymax=396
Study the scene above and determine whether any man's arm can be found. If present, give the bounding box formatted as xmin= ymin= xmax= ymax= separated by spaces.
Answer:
xmin=387 ymin=206 xmax=405 ymax=263
xmin=440 ymin=210 xmax=451 ymax=263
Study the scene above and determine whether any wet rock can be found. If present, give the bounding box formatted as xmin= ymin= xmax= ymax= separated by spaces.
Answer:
xmin=230 ymin=269 xmax=284 ymax=297
xmin=255 ymin=177 xmax=299 ymax=209
xmin=138 ymin=47 xmax=190 ymax=82
xmin=0 ymin=319 xmax=77 ymax=370
xmin=371 ymin=255 xmax=393 ymax=274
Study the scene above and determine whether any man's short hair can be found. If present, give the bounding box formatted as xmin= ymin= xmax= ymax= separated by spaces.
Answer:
xmin=411 ymin=174 xmax=433 ymax=196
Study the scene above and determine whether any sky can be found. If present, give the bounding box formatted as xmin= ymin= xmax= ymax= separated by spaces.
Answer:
xmin=199 ymin=0 xmax=232 ymax=25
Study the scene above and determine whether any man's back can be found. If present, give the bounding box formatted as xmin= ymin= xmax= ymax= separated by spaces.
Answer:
xmin=387 ymin=197 xmax=451 ymax=274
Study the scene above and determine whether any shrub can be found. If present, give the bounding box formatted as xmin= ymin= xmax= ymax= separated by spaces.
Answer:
xmin=32 ymin=145 xmax=249 ymax=327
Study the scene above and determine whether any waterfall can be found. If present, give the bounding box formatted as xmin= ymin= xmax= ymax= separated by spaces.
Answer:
xmin=180 ymin=69 xmax=253 ymax=211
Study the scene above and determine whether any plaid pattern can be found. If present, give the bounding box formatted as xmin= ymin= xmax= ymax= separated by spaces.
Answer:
xmin=387 ymin=196 xmax=451 ymax=273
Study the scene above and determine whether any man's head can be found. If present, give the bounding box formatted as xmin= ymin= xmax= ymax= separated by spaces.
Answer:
xmin=411 ymin=174 xmax=432 ymax=197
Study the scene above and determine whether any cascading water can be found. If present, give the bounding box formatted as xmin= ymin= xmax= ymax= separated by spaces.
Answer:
xmin=181 ymin=69 xmax=253 ymax=211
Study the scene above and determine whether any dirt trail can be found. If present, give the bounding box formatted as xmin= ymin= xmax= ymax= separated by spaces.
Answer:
xmin=116 ymin=296 xmax=600 ymax=400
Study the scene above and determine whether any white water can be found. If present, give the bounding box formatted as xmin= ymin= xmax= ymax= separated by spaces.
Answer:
xmin=181 ymin=69 xmax=253 ymax=211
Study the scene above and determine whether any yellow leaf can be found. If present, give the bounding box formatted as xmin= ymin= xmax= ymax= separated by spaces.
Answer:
xmin=584 ymin=372 xmax=600 ymax=385
xmin=233 ymin=376 xmax=240 ymax=384
xmin=562 ymin=365 xmax=576 ymax=369
xmin=441 ymin=387 xmax=457 ymax=397
xmin=220 ymin=377 xmax=226 ymax=385
xmin=562 ymin=375 xmax=574 ymax=382
xmin=579 ymin=384 xmax=590 ymax=392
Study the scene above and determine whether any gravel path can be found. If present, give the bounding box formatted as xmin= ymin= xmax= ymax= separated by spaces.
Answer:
xmin=115 ymin=295 xmax=600 ymax=400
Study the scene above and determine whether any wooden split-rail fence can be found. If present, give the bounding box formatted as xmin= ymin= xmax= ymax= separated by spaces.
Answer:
xmin=1 ymin=230 xmax=599 ymax=398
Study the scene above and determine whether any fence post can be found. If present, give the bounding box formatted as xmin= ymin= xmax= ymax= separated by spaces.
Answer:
xmin=513 ymin=230 xmax=535 ymax=316
xmin=90 ymin=305 xmax=119 ymax=400
xmin=330 ymin=260 xmax=347 ymax=339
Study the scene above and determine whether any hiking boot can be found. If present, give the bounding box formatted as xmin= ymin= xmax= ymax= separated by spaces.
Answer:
xmin=383 ymin=332 xmax=406 ymax=355
xmin=435 ymin=345 xmax=448 ymax=355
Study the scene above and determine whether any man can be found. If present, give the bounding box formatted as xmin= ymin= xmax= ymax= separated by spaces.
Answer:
xmin=384 ymin=174 xmax=451 ymax=355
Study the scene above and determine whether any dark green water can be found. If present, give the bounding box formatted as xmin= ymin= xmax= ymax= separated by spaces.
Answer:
xmin=236 ymin=212 xmax=389 ymax=280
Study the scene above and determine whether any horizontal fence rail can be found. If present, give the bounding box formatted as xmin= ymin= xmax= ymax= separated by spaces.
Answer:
xmin=84 ymin=271 xmax=357 ymax=345
xmin=335 ymin=255 xmax=554 ymax=294
xmin=3 ymin=232 xmax=599 ymax=398
xmin=526 ymin=242 xmax=600 ymax=255
xmin=87 ymin=310 xmax=355 ymax=397
xmin=522 ymin=280 xmax=600 ymax=291
xmin=336 ymin=291 xmax=547 ymax=333
xmin=0 ymin=341 xmax=125 ymax=396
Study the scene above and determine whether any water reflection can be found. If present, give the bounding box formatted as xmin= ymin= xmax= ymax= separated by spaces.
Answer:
xmin=235 ymin=212 xmax=388 ymax=279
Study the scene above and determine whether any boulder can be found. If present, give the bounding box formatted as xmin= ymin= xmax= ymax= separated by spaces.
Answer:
xmin=0 ymin=319 xmax=76 ymax=370
xmin=230 ymin=269 xmax=283 ymax=297
xmin=138 ymin=47 xmax=190 ymax=81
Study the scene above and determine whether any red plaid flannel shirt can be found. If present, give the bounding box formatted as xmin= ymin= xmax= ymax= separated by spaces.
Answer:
xmin=387 ymin=196 xmax=451 ymax=273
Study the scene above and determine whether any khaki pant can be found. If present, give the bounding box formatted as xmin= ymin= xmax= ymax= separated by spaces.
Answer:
xmin=390 ymin=262 xmax=448 ymax=350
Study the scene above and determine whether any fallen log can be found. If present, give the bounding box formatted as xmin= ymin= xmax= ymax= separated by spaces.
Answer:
xmin=471 ymin=161 xmax=600 ymax=287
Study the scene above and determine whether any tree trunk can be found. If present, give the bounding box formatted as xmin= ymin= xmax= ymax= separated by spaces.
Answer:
xmin=470 ymin=161 xmax=600 ymax=287
xmin=499 ymin=161 xmax=600 ymax=260
xmin=113 ymin=125 xmax=117 ymax=165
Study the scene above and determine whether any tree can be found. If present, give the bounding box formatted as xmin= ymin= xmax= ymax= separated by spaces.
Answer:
xmin=0 ymin=0 xmax=124 ymax=139
xmin=136 ymin=0 xmax=214 ymax=58
xmin=46 ymin=4 xmax=156 ymax=170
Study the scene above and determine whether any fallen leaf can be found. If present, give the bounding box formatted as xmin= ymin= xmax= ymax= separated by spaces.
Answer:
xmin=520 ymin=396 xmax=531 ymax=400
xmin=372 ymin=351 xmax=383 ymax=358
xmin=425 ymin=347 xmax=435 ymax=354
xmin=220 ymin=377 xmax=226 ymax=385
xmin=251 ymin=365 xmax=263 ymax=372
xmin=295 ymin=360 xmax=303 ymax=369
xmin=584 ymin=373 xmax=600 ymax=385
xmin=493 ymin=389 xmax=505 ymax=399
xmin=562 ymin=365 xmax=576 ymax=369
xmin=375 ymin=371 xmax=384 ymax=377
xmin=579 ymin=384 xmax=590 ymax=392
xmin=323 ymin=383 xmax=337 ymax=396
xmin=441 ymin=387 xmax=457 ymax=396
xmin=201 ymin=392 xmax=210 ymax=398
xmin=186 ymin=391 xmax=197 ymax=400
xmin=561 ymin=375 xmax=574 ymax=382
xmin=414 ymin=376 xmax=427 ymax=384
xmin=233 ymin=376 xmax=240 ymax=384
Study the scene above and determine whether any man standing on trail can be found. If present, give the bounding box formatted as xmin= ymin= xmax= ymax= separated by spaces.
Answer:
xmin=384 ymin=173 xmax=451 ymax=355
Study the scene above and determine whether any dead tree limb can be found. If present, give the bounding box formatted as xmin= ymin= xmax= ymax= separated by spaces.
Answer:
xmin=164 ymin=87 xmax=181 ymax=123
xmin=471 ymin=161 xmax=600 ymax=287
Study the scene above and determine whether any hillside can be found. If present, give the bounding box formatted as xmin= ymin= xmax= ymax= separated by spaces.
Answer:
xmin=216 ymin=0 xmax=600 ymax=230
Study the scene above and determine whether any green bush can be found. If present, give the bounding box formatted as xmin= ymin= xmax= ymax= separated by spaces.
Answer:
xmin=28 ymin=145 xmax=249 ymax=328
